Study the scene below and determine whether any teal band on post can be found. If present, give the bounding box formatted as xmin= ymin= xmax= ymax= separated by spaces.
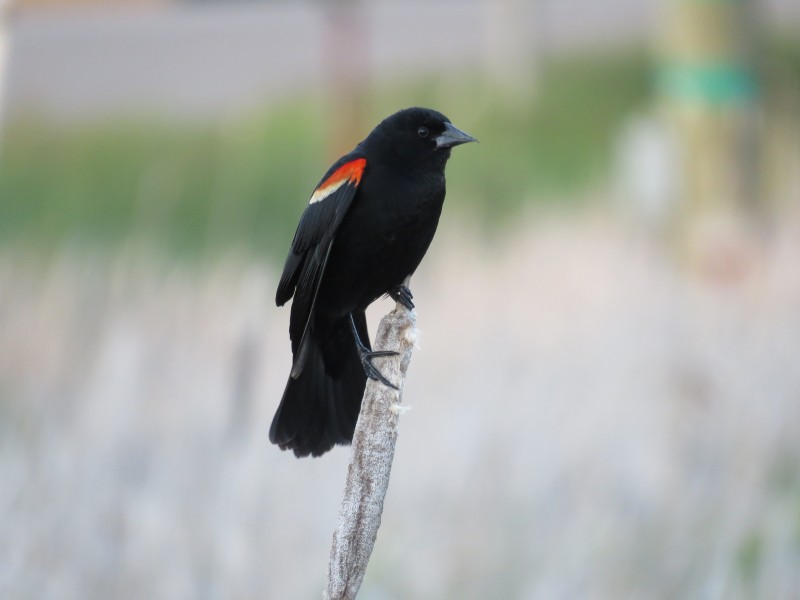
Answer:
xmin=657 ymin=63 xmax=757 ymax=105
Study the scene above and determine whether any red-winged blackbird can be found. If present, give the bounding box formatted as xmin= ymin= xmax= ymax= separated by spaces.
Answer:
xmin=270 ymin=107 xmax=476 ymax=457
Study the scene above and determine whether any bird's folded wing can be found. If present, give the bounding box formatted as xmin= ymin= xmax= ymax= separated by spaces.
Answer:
xmin=275 ymin=155 xmax=367 ymax=371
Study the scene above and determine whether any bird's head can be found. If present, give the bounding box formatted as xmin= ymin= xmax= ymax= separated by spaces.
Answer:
xmin=363 ymin=107 xmax=477 ymax=170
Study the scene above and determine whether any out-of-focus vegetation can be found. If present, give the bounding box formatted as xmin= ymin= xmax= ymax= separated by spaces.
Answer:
xmin=0 ymin=100 xmax=328 ymax=260
xmin=0 ymin=51 xmax=651 ymax=261
xmin=1 ymin=39 xmax=798 ymax=262
xmin=446 ymin=50 xmax=649 ymax=219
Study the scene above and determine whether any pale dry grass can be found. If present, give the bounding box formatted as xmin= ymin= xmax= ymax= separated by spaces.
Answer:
xmin=1 ymin=216 xmax=799 ymax=599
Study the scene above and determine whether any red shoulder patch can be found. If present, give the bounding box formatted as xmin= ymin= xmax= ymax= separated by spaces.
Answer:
xmin=310 ymin=158 xmax=366 ymax=204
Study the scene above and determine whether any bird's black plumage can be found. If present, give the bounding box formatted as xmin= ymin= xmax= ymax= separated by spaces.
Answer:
xmin=270 ymin=107 xmax=476 ymax=457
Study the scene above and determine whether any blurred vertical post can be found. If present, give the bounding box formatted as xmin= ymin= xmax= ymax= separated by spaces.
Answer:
xmin=658 ymin=0 xmax=761 ymax=266
xmin=483 ymin=0 xmax=540 ymax=107
xmin=322 ymin=0 xmax=369 ymax=157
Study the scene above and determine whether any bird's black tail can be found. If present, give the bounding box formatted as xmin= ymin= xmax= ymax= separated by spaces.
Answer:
xmin=269 ymin=312 xmax=369 ymax=457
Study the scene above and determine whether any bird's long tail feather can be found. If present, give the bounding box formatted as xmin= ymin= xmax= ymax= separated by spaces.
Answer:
xmin=270 ymin=313 xmax=369 ymax=457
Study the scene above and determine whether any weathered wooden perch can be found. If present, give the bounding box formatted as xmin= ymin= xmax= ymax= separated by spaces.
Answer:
xmin=324 ymin=302 xmax=417 ymax=600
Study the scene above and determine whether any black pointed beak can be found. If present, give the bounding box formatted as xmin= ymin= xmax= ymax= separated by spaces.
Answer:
xmin=435 ymin=122 xmax=478 ymax=150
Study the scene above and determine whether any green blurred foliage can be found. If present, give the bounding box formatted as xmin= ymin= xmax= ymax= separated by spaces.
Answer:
xmin=0 ymin=101 xmax=327 ymax=260
xmin=0 ymin=50 xmax=667 ymax=261
xmin=448 ymin=51 xmax=650 ymax=221
xmin=765 ymin=34 xmax=800 ymax=109
xmin=0 ymin=49 xmax=660 ymax=262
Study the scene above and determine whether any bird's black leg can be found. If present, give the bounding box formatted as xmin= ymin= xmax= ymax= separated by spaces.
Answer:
xmin=389 ymin=285 xmax=414 ymax=310
xmin=349 ymin=312 xmax=399 ymax=389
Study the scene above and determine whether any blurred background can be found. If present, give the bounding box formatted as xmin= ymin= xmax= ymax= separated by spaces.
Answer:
xmin=1 ymin=0 xmax=800 ymax=598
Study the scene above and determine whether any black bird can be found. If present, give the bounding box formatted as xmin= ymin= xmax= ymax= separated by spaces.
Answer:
xmin=270 ymin=107 xmax=476 ymax=457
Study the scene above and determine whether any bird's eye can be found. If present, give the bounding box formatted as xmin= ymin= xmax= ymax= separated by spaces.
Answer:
xmin=417 ymin=126 xmax=429 ymax=138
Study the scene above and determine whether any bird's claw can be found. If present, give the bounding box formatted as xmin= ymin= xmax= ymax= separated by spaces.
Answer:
xmin=360 ymin=350 xmax=399 ymax=389
xmin=389 ymin=285 xmax=415 ymax=310
xmin=349 ymin=311 xmax=399 ymax=389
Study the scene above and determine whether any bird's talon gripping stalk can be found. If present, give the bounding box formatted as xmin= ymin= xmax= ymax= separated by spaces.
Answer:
xmin=360 ymin=352 xmax=400 ymax=389
xmin=389 ymin=285 xmax=415 ymax=310
xmin=349 ymin=313 xmax=399 ymax=389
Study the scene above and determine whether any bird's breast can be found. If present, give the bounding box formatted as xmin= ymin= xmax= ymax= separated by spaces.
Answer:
xmin=317 ymin=168 xmax=446 ymax=313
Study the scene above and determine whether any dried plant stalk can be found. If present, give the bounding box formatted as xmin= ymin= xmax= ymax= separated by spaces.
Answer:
xmin=324 ymin=303 xmax=416 ymax=600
